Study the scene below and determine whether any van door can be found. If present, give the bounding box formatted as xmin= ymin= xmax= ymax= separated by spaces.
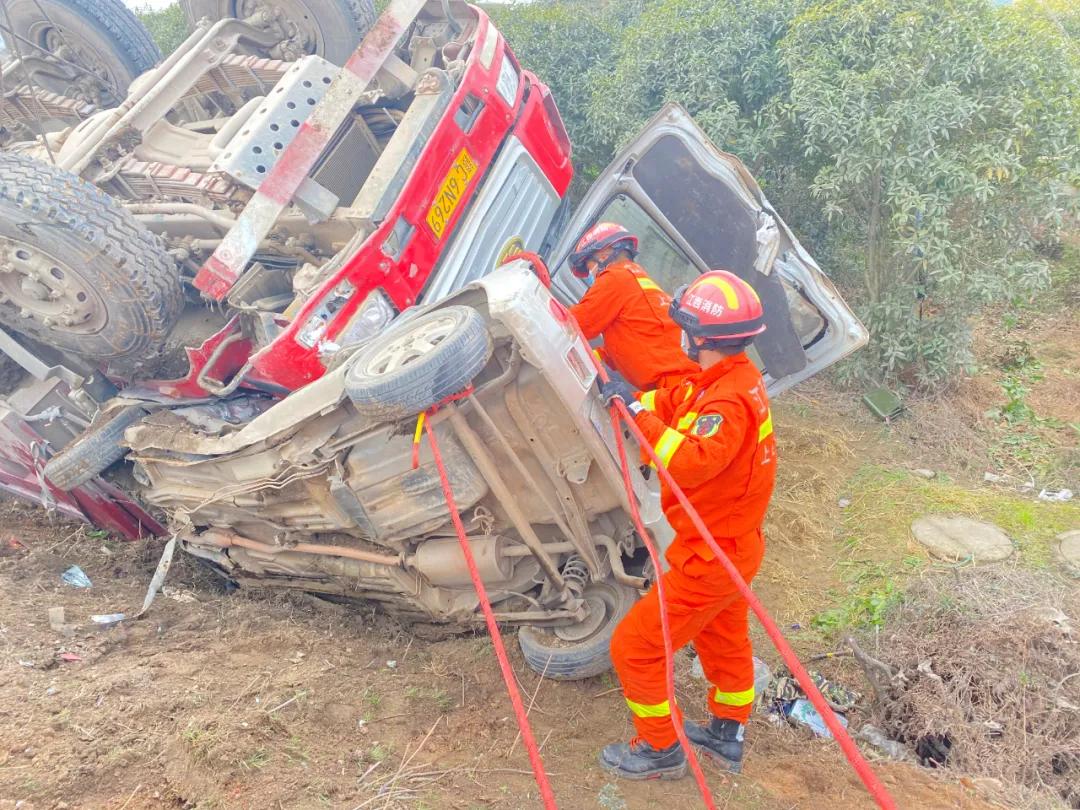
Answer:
xmin=550 ymin=103 xmax=867 ymax=395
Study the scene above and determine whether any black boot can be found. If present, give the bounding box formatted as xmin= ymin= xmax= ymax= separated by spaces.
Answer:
xmin=599 ymin=737 xmax=687 ymax=781
xmin=683 ymin=717 xmax=744 ymax=772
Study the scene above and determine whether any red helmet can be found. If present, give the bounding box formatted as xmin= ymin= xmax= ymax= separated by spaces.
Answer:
xmin=670 ymin=270 xmax=766 ymax=349
xmin=568 ymin=222 xmax=639 ymax=278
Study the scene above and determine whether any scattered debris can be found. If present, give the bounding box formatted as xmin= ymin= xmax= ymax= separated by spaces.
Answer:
xmin=161 ymin=586 xmax=197 ymax=604
xmin=386 ymin=660 xmax=398 ymax=669
xmin=857 ymin=724 xmax=912 ymax=761
xmin=58 ymin=652 xmax=82 ymax=663
xmin=910 ymin=515 xmax=1013 ymax=562
xmin=47 ymin=606 xmax=66 ymax=631
xmin=60 ymin=565 xmax=92 ymax=588
xmin=912 ymin=469 xmax=936 ymax=479
xmin=787 ymin=698 xmax=848 ymax=738
xmin=862 ymin=387 xmax=903 ymax=421
xmin=838 ymin=497 xmax=852 ymax=508
xmin=90 ymin=613 xmax=126 ymax=627
xmin=1037 ymin=487 xmax=1073 ymax=502
xmin=597 ymin=782 xmax=628 ymax=810
xmin=983 ymin=472 xmax=1005 ymax=484
xmin=135 ymin=536 xmax=177 ymax=618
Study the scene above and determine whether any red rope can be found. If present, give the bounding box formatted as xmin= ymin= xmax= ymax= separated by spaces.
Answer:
xmin=421 ymin=413 xmax=559 ymax=809
xmin=605 ymin=391 xmax=898 ymax=810
xmin=607 ymin=406 xmax=717 ymax=809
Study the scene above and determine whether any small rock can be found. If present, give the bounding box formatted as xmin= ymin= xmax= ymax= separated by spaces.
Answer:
xmin=838 ymin=498 xmax=852 ymax=509
xmin=1055 ymin=530 xmax=1080 ymax=576
xmin=912 ymin=469 xmax=936 ymax=479
xmin=911 ymin=515 xmax=1013 ymax=562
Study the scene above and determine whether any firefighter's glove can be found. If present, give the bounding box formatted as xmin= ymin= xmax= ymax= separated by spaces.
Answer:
xmin=599 ymin=379 xmax=642 ymax=414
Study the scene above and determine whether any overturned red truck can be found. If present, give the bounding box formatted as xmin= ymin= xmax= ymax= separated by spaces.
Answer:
xmin=0 ymin=0 xmax=865 ymax=676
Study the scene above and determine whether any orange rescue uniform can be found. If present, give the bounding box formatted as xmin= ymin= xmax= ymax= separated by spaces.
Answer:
xmin=610 ymin=352 xmax=777 ymax=748
xmin=570 ymin=259 xmax=698 ymax=391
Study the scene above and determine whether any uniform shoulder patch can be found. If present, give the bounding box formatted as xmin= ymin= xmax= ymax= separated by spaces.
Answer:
xmin=692 ymin=413 xmax=724 ymax=438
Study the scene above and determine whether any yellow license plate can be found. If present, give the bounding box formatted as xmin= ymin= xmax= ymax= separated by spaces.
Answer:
xmin=427 ymin=148 xmax=478 ymax=240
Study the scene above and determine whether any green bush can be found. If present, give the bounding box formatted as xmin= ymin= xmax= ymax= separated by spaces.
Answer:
xmin=133 ymin=3 xmax=190 ymax=56
xmin=492 ymin=0 xmax=1079 ymax=391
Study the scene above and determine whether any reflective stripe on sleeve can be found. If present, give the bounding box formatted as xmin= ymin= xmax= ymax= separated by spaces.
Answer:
xmin=636 ymin=277 xmax=662 ymax=293
xmin=640 ymin=390 xmax=658 ymax=412
xmin=713 ymin=686 xmax=755 ymax=707
xmin=758 ymin=410 xmax=773 ymax=442
xmin=625 ymin=697 xmax=671 ymax=718
xmin=653 ymin=427 xmax=686 ymax=467
xmin=676 ymin=411 xmax=699 ymax=432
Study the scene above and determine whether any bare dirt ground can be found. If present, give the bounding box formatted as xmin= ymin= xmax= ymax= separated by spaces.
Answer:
xmin=1 ymin=283 xmax=1076 ymax=810
xmin=0 ymin=415 xmax=1000 ymax=810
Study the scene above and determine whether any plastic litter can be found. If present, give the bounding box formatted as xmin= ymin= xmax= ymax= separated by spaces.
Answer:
xmin=90 ymin=613 xmax=126 ymax=627
xmin=858 ymin=725 xmax=910 ymax=760
xmin=788 ymin=698 xmax=848 ymax=738
xmin=58 ymin=652 xmax=82 ymax=663
xmin=61 ymin=565 xmax=91 ymax=588
xmin=1038 ymin=488 xmax=1073 ymax=502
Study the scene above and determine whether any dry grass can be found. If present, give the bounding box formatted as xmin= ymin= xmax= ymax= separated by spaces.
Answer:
xmin=861 ymin=568 xmax=1080 ymax=809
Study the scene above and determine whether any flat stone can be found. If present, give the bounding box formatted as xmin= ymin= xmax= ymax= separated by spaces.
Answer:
xmin=1056 ymin=530 xmax=1080 ymax=575
xmin=910 ymin=515 xmax=1013 ymax=562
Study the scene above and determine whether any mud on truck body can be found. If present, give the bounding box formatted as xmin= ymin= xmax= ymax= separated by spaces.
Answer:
xmin=0 ymin=0 xmax=867 ymax=678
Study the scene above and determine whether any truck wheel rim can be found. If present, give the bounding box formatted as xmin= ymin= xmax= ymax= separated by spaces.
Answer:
xmin=363 ymin=313 xmax=457 ymax=377
xmin=0 ymin=237 xmax=107 ymax=334
xmin=236 ymin=0 xmax=326 ymax=59
xmin=26 ymin=18 xmax=122 ymax=104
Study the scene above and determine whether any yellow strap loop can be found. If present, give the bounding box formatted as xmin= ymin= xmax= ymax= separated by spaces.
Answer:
xmin=713 ymin=686 xmax=755 ymax=707
xmin=653 ymin=427 xmax=686 ymax=467
xmin=758 ymin=410 xmax=773 ymax=443
xmin=625 ymin=697 xmax=671 ymax=718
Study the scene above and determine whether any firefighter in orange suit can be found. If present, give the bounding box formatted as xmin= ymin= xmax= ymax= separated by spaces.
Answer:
xmin=596 ymin=269 xmax=777 ymax=781
xmin=569 ymin=222 xmax=699 ymax=391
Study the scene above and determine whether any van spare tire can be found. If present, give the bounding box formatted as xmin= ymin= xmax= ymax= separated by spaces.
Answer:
xmin=344 ymin=305 xmax=492 ymax=422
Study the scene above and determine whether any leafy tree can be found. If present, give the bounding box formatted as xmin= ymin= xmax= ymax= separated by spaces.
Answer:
xmin=780 ymin=0 xmax=1080 ymax=388
xmin=133 ymin=3 xmax=190 ymax=56
xmin=489 ymin=0 xmax=644 ymax=181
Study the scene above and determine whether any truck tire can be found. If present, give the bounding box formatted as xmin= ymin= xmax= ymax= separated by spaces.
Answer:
xmin=518 ymin=582 xmax=638 ymax=681
xmin=44 ymin=404 xmax=147 ymax=490
xmin=0 ymin=153 xmax=183 ymax=374
xmin=181 ymin=0 xmax=376 ymax=64
xmin=0 ymin=0 xmax=161 ymax=103
xmin=344 ymin=306 xmax=492 ymax=422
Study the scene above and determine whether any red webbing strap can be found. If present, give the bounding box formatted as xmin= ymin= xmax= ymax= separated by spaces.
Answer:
xmin=421 ymin=414 xmax=559 ymax=809
xmin=601 ymin=378 xmax=898 ymax=809
xmin=607 ymin=406 xmax=717 ymax=809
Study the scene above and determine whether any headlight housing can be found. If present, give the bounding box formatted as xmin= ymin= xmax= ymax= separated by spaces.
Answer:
xmin=336 ymin=288 xmax=398 ymax=348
